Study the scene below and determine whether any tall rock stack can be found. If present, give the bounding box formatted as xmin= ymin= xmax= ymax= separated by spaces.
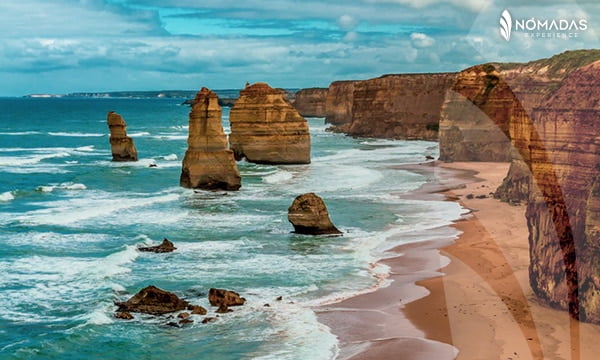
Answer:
xmin=180 ymin=87 xmax=241 ymax=191
xmin=107 ymin=111 xmax=138 ymax=162
xmin=229 ymin=82 xmax=310 ymax=164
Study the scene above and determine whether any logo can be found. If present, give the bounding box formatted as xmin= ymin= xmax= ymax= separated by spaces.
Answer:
xmin=499 ymin=9 xmax=588 ymax=41
xmin=500 ymin=10 xmax=512 ymax=41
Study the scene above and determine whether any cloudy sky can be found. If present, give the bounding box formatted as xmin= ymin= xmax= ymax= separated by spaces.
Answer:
xmin=0 ymin=0 xmax=598 ymax=96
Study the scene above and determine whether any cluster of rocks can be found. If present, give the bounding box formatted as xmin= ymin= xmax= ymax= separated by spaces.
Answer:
xmin=114 ymin=286 xmax=246 ymax=327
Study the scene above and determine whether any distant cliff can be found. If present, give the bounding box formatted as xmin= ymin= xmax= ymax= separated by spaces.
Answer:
xmin=325 ymin=81 xmax=357 ymax=125
xmin=292 ymin=88 xmax=328 ymax=117
xmin=342 ymin=73 xmax=456 ymax=140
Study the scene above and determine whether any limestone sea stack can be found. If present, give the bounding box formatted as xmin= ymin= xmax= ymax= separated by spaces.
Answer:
xmin=288 ymin=193 xmax=342 ymax=235
xmin=107 ymin=111 xmax=138 ymax=161
xmin=229 ymin=82 xmax=310 ymax=164
xmin=180 ymin=87 xmax=241 ymax=191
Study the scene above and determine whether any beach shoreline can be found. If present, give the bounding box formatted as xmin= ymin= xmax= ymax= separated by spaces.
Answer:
xmin=317 ymin=161 xmax=600 ymax=360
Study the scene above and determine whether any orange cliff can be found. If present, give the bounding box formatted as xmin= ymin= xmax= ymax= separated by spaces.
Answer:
xmin=324 ymin=80 xmax=356 ymax=125
xmin=107 ymin=111 xmax=138 ymax=162
xmin=229 ymin=82 xmax=310 ymax=164
xmin=525 ymin=60 xmax=600 ymax=322
xmin=344 ymin=73 xmax=455 ymax=140
xmin=437 ymin=51 xmax=600 ymax=323
xmin=292 ymin=88 xmax=328 ymax=117
xmin=437 ymin=50 xmax=600 ymax=203
xmin=180 ymin=87 xmax=241 ymax=191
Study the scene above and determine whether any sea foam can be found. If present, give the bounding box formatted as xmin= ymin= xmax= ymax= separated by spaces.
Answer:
xmin=0 ymin=191 xmax=15 ymax=202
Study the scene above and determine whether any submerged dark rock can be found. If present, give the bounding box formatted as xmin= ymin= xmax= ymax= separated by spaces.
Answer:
xmin=188 ymin=305 xmax=207 ymax=315
xmin=138 ymin=238 xmax=176 ymax=253
xmin=115 ymin=312 xmax=134 ymax=320
xmin=208 ymin=288 xmax=246 ymax=307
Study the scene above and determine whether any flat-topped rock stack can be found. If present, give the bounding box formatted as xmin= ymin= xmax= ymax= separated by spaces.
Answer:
xmin=180 ymin=87 xmax=241 ymax=191
xmin=229 ymin=82 xmax=310 ymax=164
xmin=107 ymin=111 xmax=138 ymax=161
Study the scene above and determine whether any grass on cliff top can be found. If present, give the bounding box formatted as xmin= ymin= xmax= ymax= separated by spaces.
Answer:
xmin=495 ymin=49 xmax=600 ymax=77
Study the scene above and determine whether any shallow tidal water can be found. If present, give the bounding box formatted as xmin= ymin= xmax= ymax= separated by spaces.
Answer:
xmin=0 ymin=97 xmax=463 ymax=359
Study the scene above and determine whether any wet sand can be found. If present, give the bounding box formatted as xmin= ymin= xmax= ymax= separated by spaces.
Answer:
xmin=317 ymin=161 xmax=600 ymax=359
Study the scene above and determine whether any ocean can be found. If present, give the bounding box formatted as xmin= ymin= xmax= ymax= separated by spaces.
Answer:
xmin=0 ymin=97 xmax=464 ymax=359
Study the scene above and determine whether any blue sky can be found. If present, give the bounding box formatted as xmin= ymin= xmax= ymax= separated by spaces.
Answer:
xmin=0 ymin=0 xmax=598 ymax=96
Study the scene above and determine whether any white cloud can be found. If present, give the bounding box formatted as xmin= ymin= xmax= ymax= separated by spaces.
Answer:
xmin=337 ymin=14 xmax=358 ymax=30
xmin=365 ymin=0 xmax=491 ymax=12
xmin=410 ymin=33 xmax=435 ymax=48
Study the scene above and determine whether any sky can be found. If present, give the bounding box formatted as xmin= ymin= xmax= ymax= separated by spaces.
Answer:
xmin=0 ymin=0 xmax=598 ymax=96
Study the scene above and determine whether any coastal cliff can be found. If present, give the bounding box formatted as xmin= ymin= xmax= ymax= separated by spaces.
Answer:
xmin=229 ymin=82 xmax=310 ymax=164
xmin=107 ymin=111 xmax=138 ymax=162
xmin=180 ymin=87 xmax=241 ymax=191
xmin=438 ymin=65 xmax=515 ymax=162
xmin=292 ymin=88 xmax=328 ymax=117
xmin=494 ymin=50 xmax=600 ymax=202
xmin=525 ymin=60 xmax=600 ymax=322
xmin=325 ymin=81 xmax=356 ymax=125
xmin=344 ymin=73 xmax=455 ymax=140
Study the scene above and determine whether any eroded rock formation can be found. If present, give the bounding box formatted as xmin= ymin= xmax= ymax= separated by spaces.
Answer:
xmin=107 ymin=111 xmax=138 ymax=161
xmin=325 ymin=81 xmax=356 ymax=125
xmin=288 ymin=193 xmax=341 ymax=235
xmin=344 ymin=73 xmax=455 ymax=140
xmin=208 ymin=288 xmax=246 ymax=307
xmin=439 ymin=65 xmax=515 ymax=162
xmin=524 ymin=60 xmax=600 ymax=322
xmin=115 ymin=286 xmax=189 ymax=315
xmin=292 ymin=88 xmax=328 ymax=117
xmin=229 ymin=82 xmax=310 ymax=164
xmin=180 ymin=87 xmax=241 ymax=191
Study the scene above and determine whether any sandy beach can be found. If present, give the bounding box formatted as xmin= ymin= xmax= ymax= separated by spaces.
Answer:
xmin=318 ymin=161 xmax=600 ymax=360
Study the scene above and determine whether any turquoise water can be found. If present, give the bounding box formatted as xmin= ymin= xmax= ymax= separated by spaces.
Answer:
xmin=0 ymin=98 xmax=463 ymax=359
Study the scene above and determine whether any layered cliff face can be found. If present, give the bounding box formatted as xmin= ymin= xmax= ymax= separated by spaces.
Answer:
xmin=325 ymin=81 xmax=356 ymax=125
xmin=439 ymin=65 xmax=516 ymax=162
xmin=180 ymin=87 xmax=241 ymax=191
xmin=525 ymin=61 xmax=600 ymax=322
xmin=229 ymin=82 xmax=310 ymax=164
xmin=495 ymin=50 xmax=600 ymax=201
xmin=292 ymin=88 xmax=328 ymax=117
xmin=440 ymin=50 xmax=600 ymax=165
xmin=345 ymin=73 xmax=455 ymax=140
xmin=107 ymin=111 xmax=138 ymax=162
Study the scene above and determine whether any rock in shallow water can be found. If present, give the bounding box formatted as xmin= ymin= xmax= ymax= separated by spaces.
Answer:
xmin=138 ymin=239 xmax=177 ymax=253
xmin=208 ymin=288 xmax=246 ymax=307
xmin=138 ymin=238 xmax=176 ymax=253
xmin=229 ymin=82 xmax=310 ymax=165
xmin=115 ymin=286 xmax=189 ymax=315
xmin=107 ymin=111 xmax=138 ymax=162
xmin=180 ymin=87 xmax=241 ymax=191
xmin=287 ymin=193 xmax=342 ymax=235
xmin=115 ymin=311 xmax=134 ymax=320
